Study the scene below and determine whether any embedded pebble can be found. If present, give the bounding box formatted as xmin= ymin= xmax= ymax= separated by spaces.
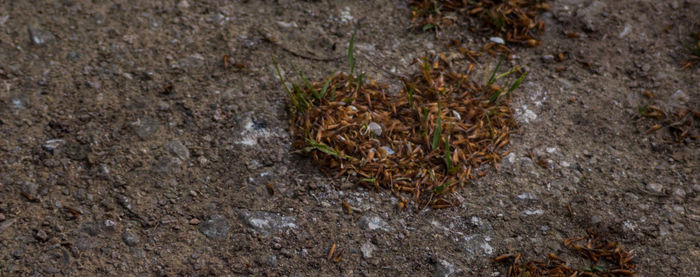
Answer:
xmin=165 ymin=140 xmax=190 ymax=161
xmin=646 ymin=183 xmax=663 ymax=194
xmin=237 ymin=210 xmax=297 ymax=235
xmin=433 ymin=259 xmax=456 ymax=277
xmin=358 ymin=214 xmax=390 ymax=231
xmin=28 ymin=24 xmax=55 ymax=45
xmin=198 ymin=214 xmax=231 ymax=239
xmin=361 ymin=241 xmax=376 ymax=258
xmin=134 ymin=117 xmax=161 ymax=139
xmin=521 ymin=209 xmax=545 ymax=216
xmin=42 ymin=139 xmax=64 ymax=153
xmin=121 ymin=230 xmax=140 ymax=246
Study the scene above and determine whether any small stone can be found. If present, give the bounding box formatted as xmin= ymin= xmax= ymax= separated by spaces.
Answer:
xmin=358 ymin=215 xmax=390 ymax=231
xmin=541 ymin=55 xmax=555 ymax=62
xmin=516 ymin=192 xmax=537 ymax=201
xmin=177 ymin=0 xmax=190 ymax=9
xmin=669 ymin=90 xmax=688 ymax=108
xmin=470 ymin=216 xmax=481 ymax=227
xmin=121 ymin=230 xmax=140 ymax=247
xmin=189 ymin=218 xmax=200 ymax=225
xmin=591 ymin=215 xmax=603 ymax=224
xmin=28 ymin=24 xmax=55 ymax=45
xmin=165 ymin=140 xmax=190 ymax=161
xmin=672 ymin=188 xmax=686 ymax=199
xmin=198 ymin=214 xmax=231 ymax=239
xmin=646 ymin=183 xmax=663 ymax=194
xmin=104 ymin=220 xmax=117 ymax=232
xmin=368 ymin=122 xmax=382 ymax=136
xmin=133 ymin=117 xmax=160 ymax=139
xmin=521 ymin=209 xmax=545 ymax=216
xmin=361 ymin=241 xmax=376 ymax=258
xmin=262 ymin=255 xmax=277 ymax=267
xmin=35 ymin=229 xmax=49 ymax=241
xmin=0 ymin=213 xmax=5 ymax=221
xmin=42 ymin=139 xmax=64 ymax=153
xmin=21 ymin=182 xmax=39 ymax=200
xmin=237 ymin=210 xmax=297 ymax=236
xmin=489 ymin=37 xmax=505 ymax=44
xmin=501 ymin=153 xmax=517 ymax=169
xmin=152 ymin=156 xmax=183 ymax=175
xmin=433 ymin=259 xmax=456 ymax=277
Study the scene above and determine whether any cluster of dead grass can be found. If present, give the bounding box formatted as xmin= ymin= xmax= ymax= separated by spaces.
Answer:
xmin=283 ymin=55 xmax=519 ymax=208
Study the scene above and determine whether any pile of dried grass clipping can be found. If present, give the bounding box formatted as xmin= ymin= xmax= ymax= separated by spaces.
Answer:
xmin=281 ymin=54 xmax=523 ymax=208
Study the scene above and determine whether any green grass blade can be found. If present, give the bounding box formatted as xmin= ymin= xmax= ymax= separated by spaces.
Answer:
xmin=487 ymin=89 xmax=503 ymax=104
xmin=305 ymin=138 xmax=354 ymax=160
xmin=494 ymin=68 xmax=515 ymax=81
xmin=407 ymin=85 xmax=415 ymax=107
xmin=272 ymin=58 xmax=291 ymax=95
xmin=292 ymin=65 xmax=319 ymax=99
xmin=486 ymin=56 xmax=504 ymax=86
xmin=431 ymin=103 xmax=442 ymax=150
xmin=443 ymin=134 xmax=455 ymax=173
xmin=434 ymin=181 xmax=452 ymax=194
xmin=320 ymin=72 xmax=335 ymax=98
xmin=505 ymin=71 xmax=527 ymax=97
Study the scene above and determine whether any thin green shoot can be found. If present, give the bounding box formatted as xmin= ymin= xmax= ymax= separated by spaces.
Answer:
xmin=292 ymin=65 xmax=319 ymax=99
xmin=423 ymin=23 xmax=435 ymax=31
xmin=407 ymin=85 xmax=415 ymax=107
xmin=486 ymin=56 xmax=505 ymax=87
xmin=434 ymin=181 xmax=452 ymax=195
xmin=443 ymin=134 xmax=456 ymax=174
xmin=272 ymin=58 xmax=291 ymax=96
xmin=487 ymin=88 xmax=503 ymax=104
xmin=638 ymin=104 xmax=648 ymax=116
xmin=329 ymin=84 xmax=337 ymax=101
xmin=503 ymin=71 xmax=527 ymax=99
xmin=484 ymin=111 xmax=494 ymax=139
xmin=424 ymin=56 xmax=431 ymax=73
xmin=291 ymin=83 xmax=310 ymax=112
xmin=304 ymin=138 xmax=354 ymax=160
xmin=361 ymin=178 xmax=376 ymax=184
xmin=319 ymin=72 xmax=335 ymax=98
xmin=487 ymin=70 xmax=527 ymax=104
xmin=494 ymin=67 xmax=515 ymax=81
xmin=431 ymin=103 xmax=442 ymax=150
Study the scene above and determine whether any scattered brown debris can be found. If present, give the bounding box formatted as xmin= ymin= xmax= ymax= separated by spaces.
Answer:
xmin=493 ymin=230 xmax=637 ymax=277
xmin=327 ymin=242 xmax=337 ymax=261
xmin=639 ymin=103 xmax=699 ymax=142
xmin=409 ymin=0 xmax=550 ymax=45
xmin=286 ymin=57 xmax=518 ymax=207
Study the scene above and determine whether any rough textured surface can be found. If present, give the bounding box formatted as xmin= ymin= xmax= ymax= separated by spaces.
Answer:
xmin=0 ymin=0 xmax=697 ymax=276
